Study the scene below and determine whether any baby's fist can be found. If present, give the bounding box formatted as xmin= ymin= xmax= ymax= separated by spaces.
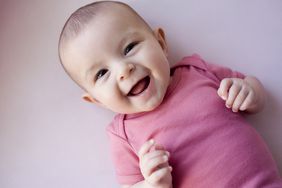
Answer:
xmin=217 ymin=78 xmax=257 ymax=112
xmin=138 ymin=140 xmax=172 ymax=188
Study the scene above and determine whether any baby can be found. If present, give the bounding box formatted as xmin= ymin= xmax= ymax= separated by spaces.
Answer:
xmin=58 ymin=1 xmax=282 ymax=188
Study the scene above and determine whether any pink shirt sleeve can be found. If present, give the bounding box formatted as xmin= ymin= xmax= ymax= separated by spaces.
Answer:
xmin=186 ymin=54 xmax=245 ymax=82
xmin=205 ymin=61 xmax=245 ymax=81
xmin=106 ymin=116 xmax=144 ymax=185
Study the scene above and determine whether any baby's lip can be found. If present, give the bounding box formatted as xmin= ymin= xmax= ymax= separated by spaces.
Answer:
xmin=127 ymin=76 xmax=150 ymax=96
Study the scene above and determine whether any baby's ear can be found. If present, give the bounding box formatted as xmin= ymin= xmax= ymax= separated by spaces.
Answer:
xmin=82 ymin=93 xmax=107 ymax=109
xmin=82 ymin=93 xmax=101 ymax=105
xmin=153 ymin=28 xmax=168 ymax=56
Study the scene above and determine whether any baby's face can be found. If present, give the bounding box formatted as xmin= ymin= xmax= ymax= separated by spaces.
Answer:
xmin=62 ymin=7 xmax=171 ymax=114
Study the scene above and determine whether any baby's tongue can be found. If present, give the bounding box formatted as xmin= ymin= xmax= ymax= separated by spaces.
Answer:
xmin=130 ymin=78 xmax=147 ymax=95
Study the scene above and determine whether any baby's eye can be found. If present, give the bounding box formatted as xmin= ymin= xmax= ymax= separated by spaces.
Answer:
xmin=124 ymin=42 xmax=138 ymax=55
xmin=95 ymin=69 xmax=108 ymax=80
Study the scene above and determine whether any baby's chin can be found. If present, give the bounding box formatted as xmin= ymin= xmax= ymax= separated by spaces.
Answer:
xmin=109 ymin=102 xmax=158 ymax=115
xmin=128 ymin=95 xmax=166 ymax=114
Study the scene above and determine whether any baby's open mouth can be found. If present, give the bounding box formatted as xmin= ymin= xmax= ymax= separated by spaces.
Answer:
xmin=127 ymin=76 xmax=150 ymax=96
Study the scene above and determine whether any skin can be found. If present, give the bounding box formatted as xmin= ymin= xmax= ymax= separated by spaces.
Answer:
xmin=60 ymin=4 xmax=266 ymax=188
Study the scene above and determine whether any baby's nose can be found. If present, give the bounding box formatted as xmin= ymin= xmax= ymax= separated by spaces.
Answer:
xmin=119 ymin=63 xmax=135 ymax=80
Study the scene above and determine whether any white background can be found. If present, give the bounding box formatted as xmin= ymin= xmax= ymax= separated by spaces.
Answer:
xmin=0 ymin=0 xmax=281 ymax=187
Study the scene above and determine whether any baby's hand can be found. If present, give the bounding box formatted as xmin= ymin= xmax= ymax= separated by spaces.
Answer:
xmin=138 ymin=140 xmax=172 ymax=188
xmin=217 ymin=78 xmax=257 ymax=112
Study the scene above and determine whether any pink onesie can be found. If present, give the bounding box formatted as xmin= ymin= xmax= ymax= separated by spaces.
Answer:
xmin=107 ymin=54 xmax=282 ymax=187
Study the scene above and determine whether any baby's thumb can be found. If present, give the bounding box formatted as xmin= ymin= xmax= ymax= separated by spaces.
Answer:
xmin=218 ymin=78 xmax=232 ymax=100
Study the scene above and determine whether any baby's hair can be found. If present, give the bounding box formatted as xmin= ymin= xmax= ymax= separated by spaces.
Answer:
xmin=58 ymin=1 xmax=151 ymax=89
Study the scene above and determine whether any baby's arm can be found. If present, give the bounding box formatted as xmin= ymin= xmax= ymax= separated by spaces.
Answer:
xmin=121 ymin=140 xmax=172 ymax=188
xmin=217 ymin=75 xmax=266 ymax=113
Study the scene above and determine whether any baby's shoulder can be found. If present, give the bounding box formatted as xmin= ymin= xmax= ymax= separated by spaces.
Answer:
xmin=173 ymin=54 xmax=208 ymax=71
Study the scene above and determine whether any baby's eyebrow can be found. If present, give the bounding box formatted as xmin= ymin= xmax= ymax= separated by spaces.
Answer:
xmin=120 ymin=31 xmax=140 ymax=45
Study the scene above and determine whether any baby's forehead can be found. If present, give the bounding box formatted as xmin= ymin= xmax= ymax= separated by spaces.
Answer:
xmin=60 ymin=2 xmax=149 ymax=50
xmin=74 ymin=8 xmax=151 ymax=50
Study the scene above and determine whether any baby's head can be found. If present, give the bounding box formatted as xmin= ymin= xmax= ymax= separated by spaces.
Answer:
xmin=58 ymin=1 xmax=171 ymax=114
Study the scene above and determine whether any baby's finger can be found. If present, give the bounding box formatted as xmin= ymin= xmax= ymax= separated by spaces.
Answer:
xmin=143 ymin=150 xmax=170 ymax=163
xmin=145 ymin=155 xmax=169 ymax=176
xmin=218 ymin=78 xmax=233 ymax=100
xmin=148 ymin=166 xmax=172 ymax=184
xmin=138 ymin=139 xmax=155 ymax=158
xmin=239 ymin=91 xmax=254 ymax=111
xmin=231 ymin=88 xmax=249 ymax=112
xmin=226 ymin=84 xmax=241 ymax=108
